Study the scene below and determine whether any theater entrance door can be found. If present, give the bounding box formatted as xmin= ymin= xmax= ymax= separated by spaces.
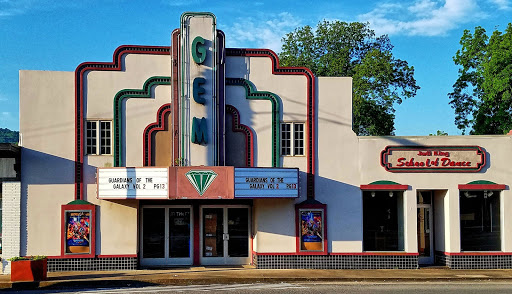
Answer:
xmin=200 ymin=206 xmax=251 ymax=265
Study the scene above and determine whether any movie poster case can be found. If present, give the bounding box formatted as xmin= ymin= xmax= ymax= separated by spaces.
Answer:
xmin=61 ymin=203 xmax=96 ymax=258
xmin=295 ymin=203 xmax=327 ymax=254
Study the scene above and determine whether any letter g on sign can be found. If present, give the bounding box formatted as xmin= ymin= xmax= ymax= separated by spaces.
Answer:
xmin=192 ymin=36 xmax=206 ymax=64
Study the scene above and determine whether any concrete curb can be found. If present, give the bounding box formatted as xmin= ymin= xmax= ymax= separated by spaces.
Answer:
xmin=3 ymin=275 xmax=512 ymax=290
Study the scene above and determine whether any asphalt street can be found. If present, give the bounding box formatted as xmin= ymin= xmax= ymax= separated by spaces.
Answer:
xmin=3 ymin=281 xmax=512 ymax=294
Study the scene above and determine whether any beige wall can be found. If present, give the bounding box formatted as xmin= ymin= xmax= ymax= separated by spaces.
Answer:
xmin=358 ymin=136 xmax=512 ymax=253
xmin=19 ymin=53 xmax=172 ymax=256
xmin=20 ymin=70 xmax=76 ymax=256
xmin=19 ymin=41 xmax=512 ymax=259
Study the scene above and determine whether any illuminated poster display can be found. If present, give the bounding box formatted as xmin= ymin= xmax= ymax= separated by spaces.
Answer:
xmin=65 ymin=211 xmax=91 ymax=254
xmin=300 ymin=210 xmax=324 ymax=251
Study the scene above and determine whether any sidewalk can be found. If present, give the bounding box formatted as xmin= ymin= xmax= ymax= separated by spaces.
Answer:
xmin=2 ymin=266 xmax=512 ymax=290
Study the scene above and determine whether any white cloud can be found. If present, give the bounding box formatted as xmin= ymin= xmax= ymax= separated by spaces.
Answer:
xmin=0 ymin=0 xmax=82 ymax=18
xmin=358 ymin=0 xmax=486 ymax=36
xmin=489 ymin=0 xmax=511 ymax=9
xmin=221 ymin=12 xmax=302 ymax=53
xmin=164 ymin=0 xmax=202 ymax=6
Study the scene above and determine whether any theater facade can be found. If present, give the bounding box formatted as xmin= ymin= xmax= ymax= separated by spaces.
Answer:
xmin=3 ymin=12 xmax=512 ymax=272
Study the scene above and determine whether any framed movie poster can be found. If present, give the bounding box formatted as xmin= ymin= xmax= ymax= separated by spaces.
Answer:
xmin=61 ymin=203 xmax=96 ymax=257
xmin=65 ymin=211 xmax=91 ymax=253
xmin=296 ymin=203 xmax=327 ymax=254
xmin=300 ymin=209 xmax=323 ymax=251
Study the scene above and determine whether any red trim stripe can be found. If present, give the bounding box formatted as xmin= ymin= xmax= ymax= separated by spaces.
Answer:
xmin=360 ymin=184 xmax=409 ymax=190
xmin=458 ymin=184 xmax=506 ymax=190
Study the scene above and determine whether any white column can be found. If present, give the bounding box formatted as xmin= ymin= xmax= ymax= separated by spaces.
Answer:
xmin=1 ymin=182 xmax=21 ymax=274
xmin=403 ymin=189 xmax=418 ymax=253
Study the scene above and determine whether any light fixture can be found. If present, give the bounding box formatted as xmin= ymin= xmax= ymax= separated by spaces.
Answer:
xmin=371 ymin=191 xmax=376 ymax=197
xmin=464 ymin=191 xmax=477 ymax=198
xmin=484 ymin=190 xmax=493 ymax=198
xmin=389 ymin=191 xmax=394 ymax=197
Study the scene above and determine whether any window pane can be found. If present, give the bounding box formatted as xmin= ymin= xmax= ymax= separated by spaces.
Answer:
xmin=281 ymin=123 xmax=291 ymax=156
xmin=293 ymin=123 xmax=304 ymax=155
xmin=460 ymin=191 xmax=500 ymax=251
xmin=169 ymin=208 xmax=191 ymax=258
xmin=86 ymin=121 xmax=97 ymax=155
xmin=100 ymin=121 xmax=111 ymax=155
xmin=363 ymin=191 xmax=403 ymax=251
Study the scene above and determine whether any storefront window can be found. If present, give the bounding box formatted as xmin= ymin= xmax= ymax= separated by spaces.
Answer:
xmin=363 ymin=191 xmax=404 ymax=251
xmin=460 ymin=190 xmax=500 ymax=251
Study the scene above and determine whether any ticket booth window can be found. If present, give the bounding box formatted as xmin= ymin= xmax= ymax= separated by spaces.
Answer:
xmin=460 ymin=190 xmax=500 ymax=251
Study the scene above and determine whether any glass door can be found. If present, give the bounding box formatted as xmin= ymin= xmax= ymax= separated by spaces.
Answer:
xmin=140 ymin=206 xmax=193 ymax=267
xmin=417 ymin=205 xmax=433 ymax=264
xmin=200 ymin=206 xmax=250 ymax=265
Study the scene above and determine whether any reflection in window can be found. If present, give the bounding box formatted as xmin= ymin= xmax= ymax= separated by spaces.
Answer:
xmin=460 ymin=190 xmax=500 ymax=251
xmin=363 ymin=191 xmax=404 ymax=251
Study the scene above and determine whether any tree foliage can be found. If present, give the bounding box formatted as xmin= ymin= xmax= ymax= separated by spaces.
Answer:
xmin=449 ymin=23 xmax=512 ymax=135
xmin=279 ymin=21 xmax=420 ymax=135
xmin=0 ymin=128 xmax=19 ymax=143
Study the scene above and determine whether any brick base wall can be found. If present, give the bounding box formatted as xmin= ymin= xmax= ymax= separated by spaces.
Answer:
xmin=254 ymin=254 xmax=419 ymax=269
xmin=48 ymin=257 xmax=138 ymax=272
xmin=1 ymin=182 xmax=21 ymax=274
xmin=435 ymin=252 xmax=512 ymax=269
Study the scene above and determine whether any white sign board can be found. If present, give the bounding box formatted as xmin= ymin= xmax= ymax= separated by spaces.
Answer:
xmin=234 ymin=168 xmax=299 ymax=198
xmin=98 ymin=168 xmax=168 ymax=199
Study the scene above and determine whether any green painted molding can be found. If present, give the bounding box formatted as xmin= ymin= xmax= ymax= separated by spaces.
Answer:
xmin=467 ymin=180 xmax=497 ymax=185
xmin=226 ymin=78 xmax=281 ymax=167
xmin=369 ymin=180 xmax=402 ymax=185
xmin=66 ymin=199 xmax=93 ymax=205
xmin=113 ymin=76 xmax=171 ymax=167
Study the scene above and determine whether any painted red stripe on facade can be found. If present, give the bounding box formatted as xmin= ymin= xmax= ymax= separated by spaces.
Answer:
xmin=143 ymin=104 xmax=172 ymax=166
xmin=360 ymin=185 xmax=409 ymax=190
xmin=458 ymin=184 xmax=506 ymax=190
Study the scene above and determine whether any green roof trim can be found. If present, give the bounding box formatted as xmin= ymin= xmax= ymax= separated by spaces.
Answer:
xmin=67 ymin=199 xmax=93 ymax=205
xmin=467 ymin=180 xmax=497 ymax=185
xmin=369 ymin=180 xmax=402 ymax=185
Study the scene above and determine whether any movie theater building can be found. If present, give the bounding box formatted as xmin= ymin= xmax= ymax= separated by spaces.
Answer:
xmin=3 ymin=12 xmax=512 ymax=272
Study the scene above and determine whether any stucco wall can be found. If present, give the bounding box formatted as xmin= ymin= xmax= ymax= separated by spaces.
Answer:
xmin=358 ymin=135 xmax=512 ymax=253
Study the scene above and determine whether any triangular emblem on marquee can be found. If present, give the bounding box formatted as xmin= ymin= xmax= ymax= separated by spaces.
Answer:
xmin=185 ymin=170 xmax=218 ymax=196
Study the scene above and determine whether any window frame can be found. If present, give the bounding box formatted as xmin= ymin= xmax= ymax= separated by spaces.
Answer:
xmin=459 ymin=190 xmax=501 ymax=252
xmin=362 ymin=190 xmax=405 ymax=252
xmin=280 ymin=121 xmax=305 ymax=157
xmin=86 ymin=120 xmax=112 ymax=155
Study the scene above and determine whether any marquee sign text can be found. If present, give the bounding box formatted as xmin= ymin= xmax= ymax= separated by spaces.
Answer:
xmin=234 ymin=168 xmax=299 ymax=198
xmin=97 ymin=168 xmax=169 ymax=199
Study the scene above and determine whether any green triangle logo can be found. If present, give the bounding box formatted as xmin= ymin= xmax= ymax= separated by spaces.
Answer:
xmin=185 ymin=170 xmax=218 ymax=196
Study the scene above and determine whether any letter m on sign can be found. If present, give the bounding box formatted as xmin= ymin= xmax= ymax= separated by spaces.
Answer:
xmin=191 ymin=117 xmax=208 ymax=144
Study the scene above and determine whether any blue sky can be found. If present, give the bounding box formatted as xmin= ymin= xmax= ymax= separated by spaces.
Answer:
xmin=0 ymin=0 xmax=510 ymax=135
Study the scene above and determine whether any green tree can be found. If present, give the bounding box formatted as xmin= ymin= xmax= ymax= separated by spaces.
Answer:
xmin=449 ymin=23 xmax=512 ymax=135
xmin=279 ymin=21 xmax=420 ymax=135
xmin=429 ymin=130 xmax=448 ymax=136
xmin=0 ymin=128 xmax=19 ymax=143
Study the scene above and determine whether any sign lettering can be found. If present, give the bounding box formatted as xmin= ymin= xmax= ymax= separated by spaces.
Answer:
xmin=381 ymin=146 xmax=485 ymax=173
